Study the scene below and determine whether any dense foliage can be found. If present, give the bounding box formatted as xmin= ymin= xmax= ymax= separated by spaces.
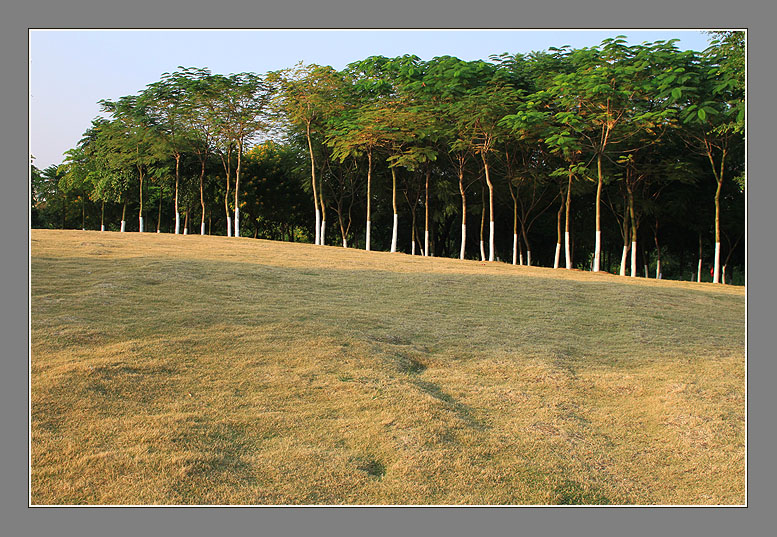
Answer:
xmin=32 ymin=33 xmax=745 ymax=284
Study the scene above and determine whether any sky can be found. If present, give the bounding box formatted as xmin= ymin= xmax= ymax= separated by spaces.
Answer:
xmin=29 ymin=29 xmax=713 ymax=170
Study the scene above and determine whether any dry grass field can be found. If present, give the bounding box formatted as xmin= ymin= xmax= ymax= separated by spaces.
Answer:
xmin=30 ymin=229 xmax=745 ymax=505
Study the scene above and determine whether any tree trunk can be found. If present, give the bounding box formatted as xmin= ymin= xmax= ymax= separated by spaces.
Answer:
xmin=458 ymin=164 xmax=467 ymax=260
xmin=424 ymin=168 xmax=430 ymax=257
xmin=713 ymin=177 xmax=723 ymax=284
xmin=627 ymin=183 xmax=638 ymax=278
xmin=565 ymin=169 xmax=573 ymax=270
xmin=620 ymin=244 xmax=629 ymax=277
xmin=307 ymin=122 xmax=321 ymax=246
xmin=120 ymin=199 xmax=126 ymax=232
xmin=618 ymin=209 xmax=629 ymax=276
xmin=511 ymin=188 xmax=518 ymax=265
xmin=479 ymin=183 xmax=486 ymax=262
xmin=707 ymin=145 xmax=727 ymax=284
xmin=520 ymin=222 xmax=532 ymax=267
xmin=184 ymin=208 xmax=189 ymax=235
xmin=101 ymin=200 xmax=105 ymax=232
xmin=483 ymin=154 xmax=495 ymax=262
xmin=174 ymin=154 xmax=181 ymax=234
xmin=138 ymin=170 xmax=144 ymax=233
xmin=366 ymin=149 xmax=372 ymax=251
xmin=319 ymin=162 xmax=327 ymax=247
xmin=411 ymin=207 xmax=417 ymax=256
xmin=391 ymin=167 xmax=398 ymax=253
xmin=157 ymin=188 xmax=162 ymax=233
xmin=697 ymin=233 xmax=703 ymax=282
xmin=235 ymin=140 xmax=243 ymax=238
xmin=223 ymin=149 xmax=232 ymax=237
xmin=339 ymin=211 xmax=348 ymax=248
xmin=554 ymin=189 xmax=563 ymax=269
xmin=200 ymin=158 xmax=207 ymax=235
xmin=593 ymin=154 xmax=603 ymax=272
xmin=653 ymin=219 xmax=661 ymax=279
xmin=721 ymin=231 xmax=743 ymax=285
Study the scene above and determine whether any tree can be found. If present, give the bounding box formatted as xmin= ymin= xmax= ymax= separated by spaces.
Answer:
xmin=99 ymin=96 xmax=164 ymax=232
xmin=33 ymin=164 xmax=67 ymax=229
xmin=663 ymin=31 xmax=744 ymax=283
xmin=59 ymin=146 xmax=96 ymax=230
xmin=241 ymin=141 xmax=309 ymax=241
xmin=540 ymin=39 xmax=680 ymax=272
xmin=223 ymin=73 xmax=272 ymax=238
xmin=416 ymin=56 xmax=496 ymax=260
xmin=31 ymin=163 xmax=43 ymax=228
xmin=453 ymin=75 xmax=521 ymax=261
xmin=199 ymin=72 xmax=271 ymax=237
xmin=270 ymin=63 xmax=345 ymax=245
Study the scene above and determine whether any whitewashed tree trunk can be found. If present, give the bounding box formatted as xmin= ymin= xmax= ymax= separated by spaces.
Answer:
xmin=656 ymin=260 xmax=661 ymax=279
xmin=630 ymin=241 xmax=638 ymax=277
xmin=366 ymin=221 xmax=371 ymax=251
xmin=564 ymin=231 xmax=571 ymax=270
xmin=412 ymin=241 xmax=416 ymax=256
xmin=342 ymin=238 xmax=348 ymax=248
xmin=139 ymin=216 xmax=144 ymax=233
xmin=554 ymin=243 xmax=561 ymax=269
xmin=593 ymin=155 xmax=603 ymax=272
xmin=391 ymin=214 xmax=398 ymax=253
xmin=226 ymin=216 xmax=232 ymax=237
xmin=314 ymin=209 xmax=321 ymax=245
xmin=175 ymin=213 xmax=180 ymax=235
xmin=424 ymin=230 xmax=429 ymax=257
xmin=201 ymin=222 xmax=205 ymax=236
xmin=183 ymin=227 xmax=188 ymax=235
xmin=101 ymin=224 xmax=105 ymax=232
xmin=527 ymin=251 xmax=532 ymax=266
xmin=480 ymin=240 xmax=486 ymax=261
xmin=234 ymin=208 xmax=240 ymax=238
xmin=713 ymin=242 xmax=721 ymax=283
xmin=120 ymin=220 xmax=126 ymax=233
xmin=619 ymin=245 xmax=628 ymax=276
xmin=512 ymin=234 xmax=518 ymax=265
xmin=722 ymin=264 xmax=727 ymax=284
xmin=460 ymin=224 xmax=466 ymax=260
xmin=489 ymin=221 xmax=495 ymax=262
xmin=320 ymin=219 xmax=326 ymax=246
xmin=644 ymin=264 xmax=649 ymax=278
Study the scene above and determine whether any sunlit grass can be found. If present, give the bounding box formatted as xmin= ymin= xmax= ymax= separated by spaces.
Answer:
xmin=31 ymin=229 xmax=745 ymax=505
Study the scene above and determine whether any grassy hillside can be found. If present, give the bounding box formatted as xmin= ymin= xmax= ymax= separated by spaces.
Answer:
xmin=30 ymin=229 xmax=745 ymax=505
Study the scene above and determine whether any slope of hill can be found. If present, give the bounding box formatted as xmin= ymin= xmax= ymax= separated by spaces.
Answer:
xmin=30 ymin=230 xmax=745 ymax=505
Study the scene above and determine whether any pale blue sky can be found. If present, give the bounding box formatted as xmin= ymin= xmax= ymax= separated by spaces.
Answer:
xmin=29 ymin=29 xmax=713 ymax=170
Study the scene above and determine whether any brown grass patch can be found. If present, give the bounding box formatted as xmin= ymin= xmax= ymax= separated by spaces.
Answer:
xmin=31 ymin=230 xmax=745 ymax=505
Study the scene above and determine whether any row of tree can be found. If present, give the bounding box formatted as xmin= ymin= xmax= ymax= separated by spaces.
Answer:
xmin=31 ymin=32 xmax=744 ymax=283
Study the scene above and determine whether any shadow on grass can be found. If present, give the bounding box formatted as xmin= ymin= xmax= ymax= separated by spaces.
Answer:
xmin=411 ymin=379 xmax=487 ymax=431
